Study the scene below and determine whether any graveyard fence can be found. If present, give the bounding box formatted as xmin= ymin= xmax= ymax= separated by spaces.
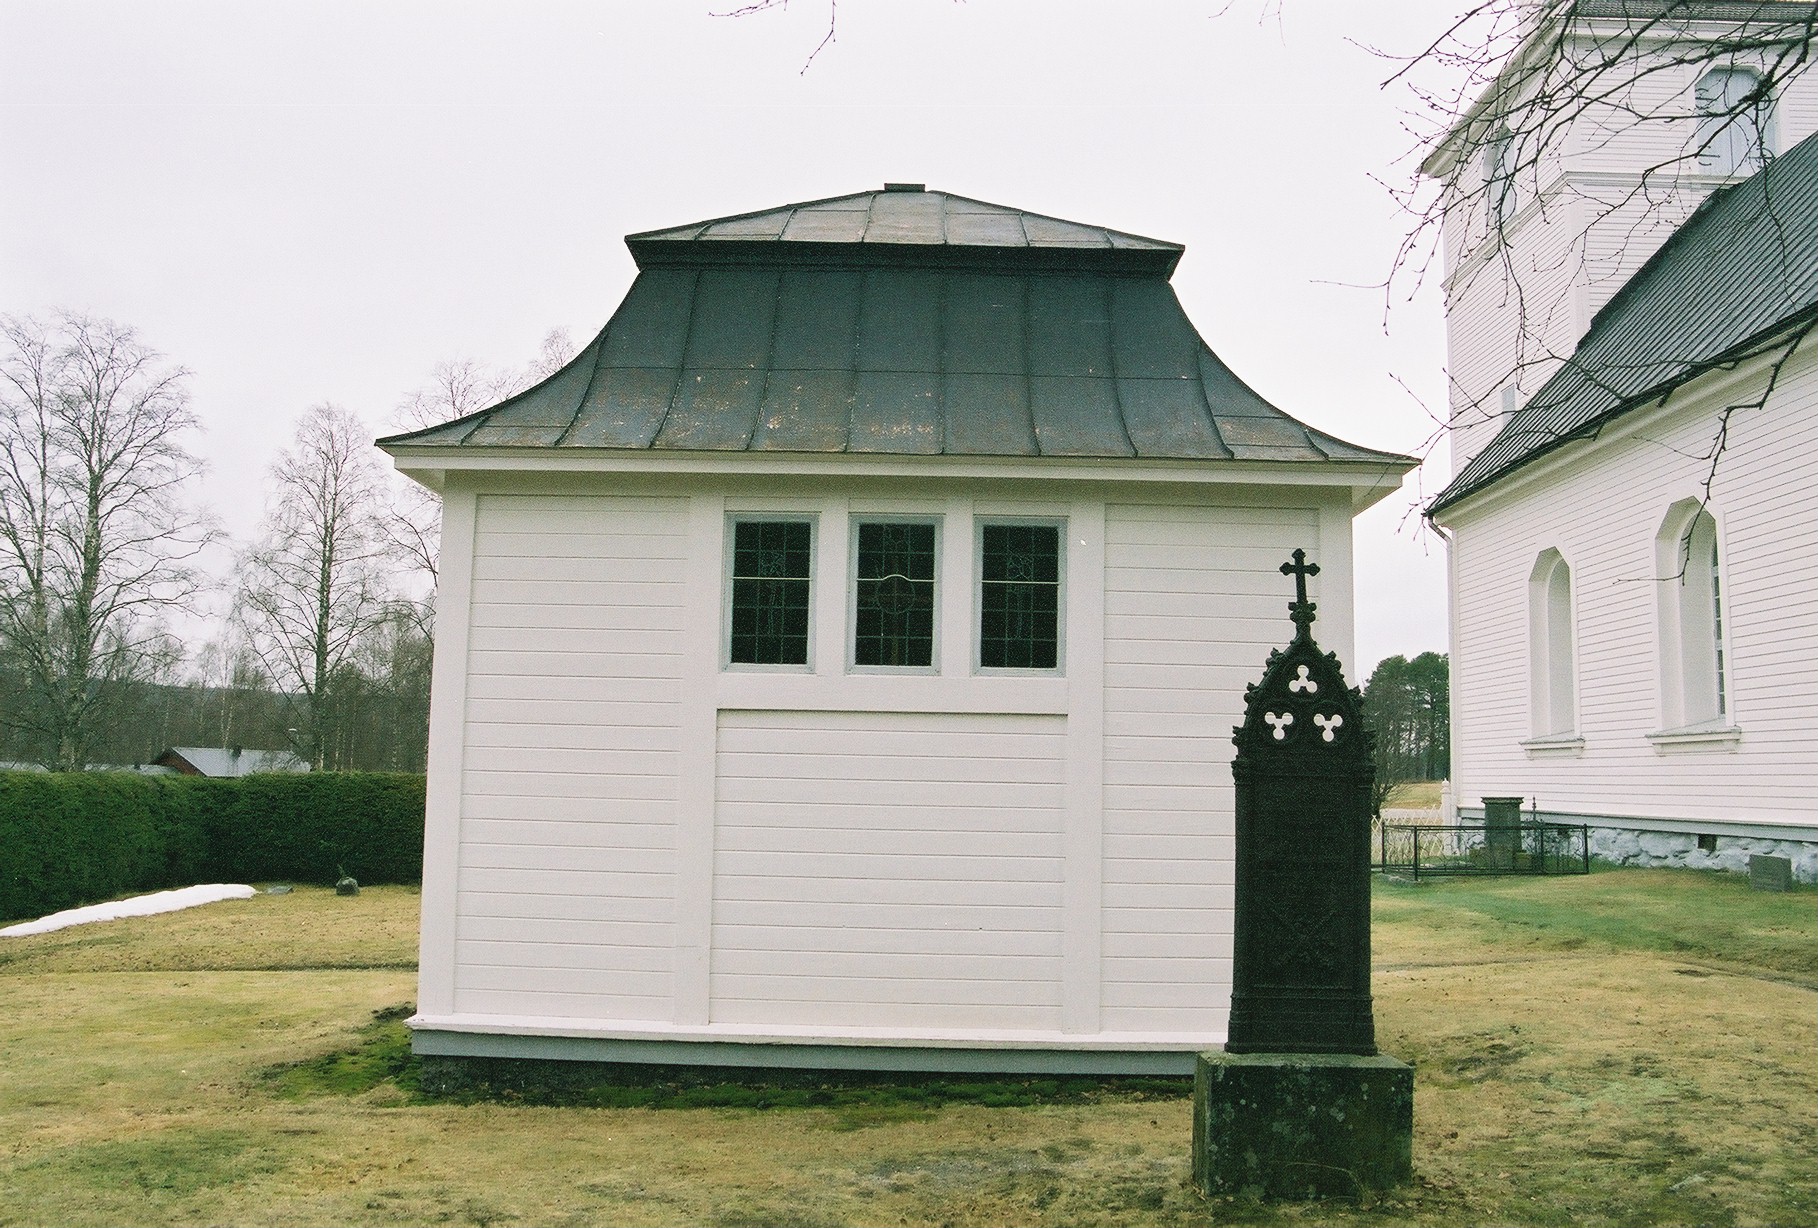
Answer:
xmin=1376 ymin=821 xmax=1591 ymax=879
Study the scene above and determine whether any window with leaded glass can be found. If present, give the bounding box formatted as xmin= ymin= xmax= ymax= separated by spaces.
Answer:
xmin=854 ymin=522 xmax=936 ymax=668
xmin=979 ymin=523 xmax=1060 ymax=670
xmin=729 ymin=520 xmax=812 ymax=666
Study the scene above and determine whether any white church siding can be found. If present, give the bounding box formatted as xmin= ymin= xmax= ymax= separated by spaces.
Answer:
xmin=404 ymin=471 xmax=1375 ymax=1064
xmin=1098 ymin=502 xmax=1324 ymax=1035
xmin=710 ymin=709 xmax=1067 ymax=1031
xmin=1436 ymin=42 xmax=1818 ymax=478
xmin=450 ymin=493 xmax=690 ymax=1022
xmin=1441 ymin=191 xmax=1585 ymax=473
xmin=1442 ymin=348 xmax=1818 ymax=843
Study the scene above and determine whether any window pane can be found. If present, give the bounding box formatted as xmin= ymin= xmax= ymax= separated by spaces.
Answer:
xmin=1697 ymin=67 xmax=1768 ymax=176
xmin=980 ymin=524 xmax=1060 ymax=669
xmin=1710 ymin=534 xmax=1726 ymax=717
xmin=855 ymin=522 xmax=935 ymax=667
xmin=730 ymin=520 xmax=811 ymax=665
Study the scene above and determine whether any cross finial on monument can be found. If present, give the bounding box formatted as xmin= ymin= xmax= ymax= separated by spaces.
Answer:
xmin=1281 ymin=548 xmax=1320 ymax=640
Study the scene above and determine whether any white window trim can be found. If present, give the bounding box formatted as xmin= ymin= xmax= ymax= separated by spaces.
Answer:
xmin=1520 ymin=733 xmax=1586 ymax=758
xmin=848 ymin=514 xmax=943 ymax=675
xmin=1484 ymin=126 xmax=1515 ymax=230
xmin=1647 ymin=725 xmax=1743 ymax=754
xmin=1653 ymin=500 xmax=1736 ymax=736
xmin=721 ymin=512 xmax=818 ymax=673
xmin=973 ymin=516 xmax=1068 ymax=676
xmin=1694 ymin=64 xmax=1774 ymax=177
xmin=1527 ymin=548 xmax=1578 ymax=740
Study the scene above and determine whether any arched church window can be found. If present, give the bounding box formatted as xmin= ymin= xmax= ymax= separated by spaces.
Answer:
xmin=1655 ymin=502 xmax=1729 ymax=728
xmin=1696 ymin=66 xmax=1772 ymax=177
xmin=1528 ymin=549 xmax=1576 ymax=737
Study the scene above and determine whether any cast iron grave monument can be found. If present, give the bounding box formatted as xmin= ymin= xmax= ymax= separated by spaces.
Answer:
xmin=1192 ymin=549 xmax=1413 ymax=1199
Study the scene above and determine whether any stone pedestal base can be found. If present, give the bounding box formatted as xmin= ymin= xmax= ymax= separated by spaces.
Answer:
xmin=1192 ymin=1049 xmax=1413 ymax=1200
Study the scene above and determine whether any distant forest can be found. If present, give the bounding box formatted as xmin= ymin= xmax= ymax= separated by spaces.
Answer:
xmin=0 ymin=627 xmax=430 ymax=773
xmin=1362 ymin=651 xmax=1450 ymax=783
xmin=0 ymin=314 xmax=567 ymax=773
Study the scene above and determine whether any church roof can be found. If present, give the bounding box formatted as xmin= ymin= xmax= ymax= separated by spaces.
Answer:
xmin=625 ymin=185 xmax=1184 ymax=276
xmin=381 ymin=186 xmax=1409 ymax=468
xmin=1429 ymin=129 xmax=1818 ymax=515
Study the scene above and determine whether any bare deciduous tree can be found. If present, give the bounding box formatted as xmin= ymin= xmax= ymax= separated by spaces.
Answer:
xmin=1381 ymin=1 xmax=1816 ymax=477
xmin=236 ymin=403 xmax=397 ymax=769
xmin=0 ymin=312 xmax=212 ymax=770
xmin=388 ymin=328 xmax=577 ymax=605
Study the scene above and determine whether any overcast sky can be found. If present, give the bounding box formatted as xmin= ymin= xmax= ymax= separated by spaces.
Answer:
xmin=2 ymin=0 xmax=1467 ymax=673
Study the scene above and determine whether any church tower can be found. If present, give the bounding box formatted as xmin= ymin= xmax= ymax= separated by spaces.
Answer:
xmin=1423 ymin=1 xmax=1818 ymax=475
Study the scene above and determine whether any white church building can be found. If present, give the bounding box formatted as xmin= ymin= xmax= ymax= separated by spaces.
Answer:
xmin=381 ymin=186 xmax=1412 ymax=1071
xmin=1425 ymin=2 xmax=1818 ymax=880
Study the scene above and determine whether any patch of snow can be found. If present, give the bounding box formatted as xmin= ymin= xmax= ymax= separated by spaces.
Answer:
xmin=1 ymin=884 xmax=259 ymax=937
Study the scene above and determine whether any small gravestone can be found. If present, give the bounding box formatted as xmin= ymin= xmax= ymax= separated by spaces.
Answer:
xmin=1750 ymin=855 xmax=1792 ymax=892
xmin=335 ymin=874 xmax=361 ymax=897
xmin=1483 ymin=796 xmax=1524 ymax=870
xmin=1192 ymin=549 xmax=1413 ymax=1200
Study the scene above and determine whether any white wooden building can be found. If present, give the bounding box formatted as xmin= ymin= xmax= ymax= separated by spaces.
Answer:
xmin=382 ymin=186 xmax=1412 ymax=1072
xmin=1425 ymin=4 xmax=1818 ymax=880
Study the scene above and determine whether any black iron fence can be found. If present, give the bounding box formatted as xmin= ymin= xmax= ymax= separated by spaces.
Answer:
xmin=1376 ymin=822 xmax=1591 ymax=878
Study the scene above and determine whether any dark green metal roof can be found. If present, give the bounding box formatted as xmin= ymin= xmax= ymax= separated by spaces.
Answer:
xmin=1574 ymin=1 xmax=1818 ymax=21
xmin=625 ymin=185 xmax=1184 ymax=277
xmin=382 ymin=187 xmax=1409 ymax=467
xmin=1430 ymin=129 xmax=1818 ymax=515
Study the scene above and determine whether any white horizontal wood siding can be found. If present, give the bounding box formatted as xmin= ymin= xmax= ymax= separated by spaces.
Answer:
xmin=413 ymin=475 xmax=1377 ymax=1059
xmin=1441 ymin=348 xmax=1818 ymax=828
xmin=1098 ymin=503 xmax=1323 ymax=1034
xmin=454 ymin=493 xmax=689 ymax=1021
xmin=1438 ymin=40 xmax=1818 ymax=477
xmin=710 ymin=709 xmax=1067 ymax=1030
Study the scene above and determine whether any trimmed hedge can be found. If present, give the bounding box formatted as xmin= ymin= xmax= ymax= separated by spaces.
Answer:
xmin=0 ymin=771 xmax=425 ymax=924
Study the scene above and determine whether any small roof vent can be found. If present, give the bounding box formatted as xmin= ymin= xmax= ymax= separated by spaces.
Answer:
xmin=883 ymin=182 xmax=925 ymax=192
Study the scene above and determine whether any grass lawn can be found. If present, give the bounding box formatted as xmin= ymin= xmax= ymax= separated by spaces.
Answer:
xmin=0 ymin=871 xmax=1812 ymax=1227
xmin=1384 ymin=780 xmax=1444 ymax=809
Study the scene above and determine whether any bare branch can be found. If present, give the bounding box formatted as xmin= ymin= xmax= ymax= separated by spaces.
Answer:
xmin=0 ymin=311 xmax=213 ymax=769
xmin=1367 ymin=3 xmax=1818 ymax=561
xmin=234 ymin=403 xmax=397 ymax=770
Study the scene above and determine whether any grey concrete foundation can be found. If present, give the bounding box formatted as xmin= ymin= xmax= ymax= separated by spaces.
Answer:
xmin=411 ymin=1028 xmax=1200 ymax=1074
xmin=1192 ymin=1049 xmax=1413 ymax=1200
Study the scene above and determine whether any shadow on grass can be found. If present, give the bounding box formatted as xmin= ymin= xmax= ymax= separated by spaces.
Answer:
xmin=264 ymin=1005 xmax=1192 ymax=1115
xmin=1372 ymin=865 xmax=1818 ymax=987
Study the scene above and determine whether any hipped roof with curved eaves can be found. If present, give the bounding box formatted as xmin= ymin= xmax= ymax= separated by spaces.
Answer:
xmin=380 ymin=186 xmax=1411 ymax=469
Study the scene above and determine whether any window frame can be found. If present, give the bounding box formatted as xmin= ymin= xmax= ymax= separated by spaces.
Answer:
xmin=973 ymin=517 xmax=1066 ymax=675
xmin=1695 ymin=65 xmax=1773 ymax=177
xmin=1483 ymin=126 xmax=1516 ymax=230
xmin=1527 ymin=548 xmax=1578 ymax=740
xmin=722 ymin=513 xmax=817 ymax=672
xmin=1655 ymin=502 xmax=1731 ymax=730
xmin=848 ymin=515 xmax=943 ymax=674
